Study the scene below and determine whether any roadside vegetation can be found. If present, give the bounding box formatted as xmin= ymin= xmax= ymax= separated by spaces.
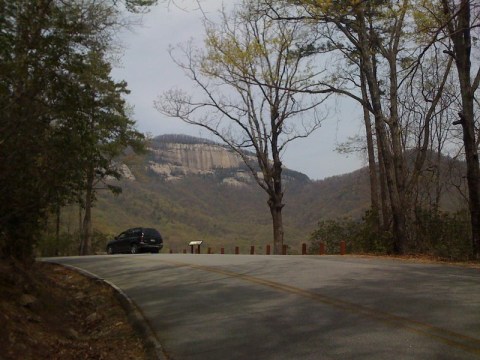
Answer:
xmin=0 ymin=0 xmax=155 ymax=357
xmin=156 ymin=0 xmax=480 ymax=260
xmin=1 ymin=1 xmax=479 ymax=355
xmin=309 ymin=210 xmax=472 ymax=261
xmin=0 ymin=0 xmax=155 ymax=263
xmin=2 ymin=0 xmax=480 ymax=264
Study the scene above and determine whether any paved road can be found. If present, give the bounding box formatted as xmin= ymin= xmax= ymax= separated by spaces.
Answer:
xmin=43 ymin=254 xmax=480 ymax=359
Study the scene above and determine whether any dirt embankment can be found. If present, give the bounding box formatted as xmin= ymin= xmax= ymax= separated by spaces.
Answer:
xmin=0 ymin=260 xmax=148 ymax=360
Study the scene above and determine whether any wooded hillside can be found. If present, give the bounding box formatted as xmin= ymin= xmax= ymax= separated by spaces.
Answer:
xmin=41 ymin=135 xmax=468 ymax=256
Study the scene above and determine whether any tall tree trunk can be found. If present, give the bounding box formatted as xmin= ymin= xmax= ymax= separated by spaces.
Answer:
xmin=355 ymin=7 xmax=408 ymax=254
xmin=55 ymin=205 xmax=60 ymax=256
xmin=360 ymin=51 xmax=407 ymax=253
xmin=377 ymin=144 xmax=390 ymax=230
xmin=269 ymin=141 xmax=285 ymax=254
xmin=81 ymin=165 xmax=94 ymax=255
xmin=269 ymin=197 xmax=284 ymax=255
xmin=433 ymin=148 xmax=442 ymax=212
xmin=442 ymin=0 xmax=480 ymax=259
xmin=456 ymin=104 xmax=480 ymax=259
xmin=78 ymin=202 xmax=83 ymax=253
xmin=376 ymin=114 xmax=407 ymax=254
xmin=268 ymin=102 xmax=285 ymax=255
xmin=360 ymin=69 xmax=380 ymax=229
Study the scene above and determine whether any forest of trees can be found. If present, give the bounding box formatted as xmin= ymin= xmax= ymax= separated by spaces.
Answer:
xmin=0 ymin=0 xmax=154 ymax=263
xmin=157 ymin=0 xmax=480 ymax=259
xmin=2 ymin=0 xmax=479 ymax=262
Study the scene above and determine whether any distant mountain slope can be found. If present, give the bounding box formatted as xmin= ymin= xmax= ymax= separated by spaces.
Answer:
xmin=77 ymin=135 xmax=465 ymax=252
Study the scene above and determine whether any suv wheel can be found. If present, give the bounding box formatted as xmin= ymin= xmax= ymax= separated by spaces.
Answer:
xmin=130 ymin=244 xmax=138 ymax=254
xmin=107 ymin=246 xmax=114 ymax=255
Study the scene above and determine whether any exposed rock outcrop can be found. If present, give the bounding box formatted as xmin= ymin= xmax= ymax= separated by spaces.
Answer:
xmin=145 ymin=137 xmax=255 ymax=184
xmin=117 ymin=134 xmax=309 ymax=186
xmin=151 ymin=143 xmax=244 ymax=171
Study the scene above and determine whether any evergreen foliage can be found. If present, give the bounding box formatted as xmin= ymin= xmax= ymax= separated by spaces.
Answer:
xmin=0 ymin=0 xmax=148 ymax=262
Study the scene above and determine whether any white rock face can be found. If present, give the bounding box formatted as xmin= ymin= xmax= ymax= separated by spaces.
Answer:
xmin=105 ymin=163 xmax=136 ymax=181
xmin=146 ymin=143 xmax=255 ymax=184
xmin=110 ymin=140 xmax=265 ymax=186
xmin=118 ymin=163 xmax=136 ymax=181
xmin=150 ymin=143 xmax=244 ymax=171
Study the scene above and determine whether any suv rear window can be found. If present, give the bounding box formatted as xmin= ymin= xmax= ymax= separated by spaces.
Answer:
xmin=144 ymin=228 xmax=161 ymax=238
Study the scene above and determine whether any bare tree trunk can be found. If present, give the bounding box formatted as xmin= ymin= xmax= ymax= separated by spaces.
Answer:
xmin=81 ymin=165 xmax=94 ymax=255
xmin=361 ymin=54 xmax=407 ymax=253
xmin=269 ymin=130 xmax=285 ymax=255
xmin=433 ymin=146 xmax=443 ymax=212
xmin=78 ymin=202 xmax=83 ymax=254
xmin=442 ymin=0 xmax=480 ymax=259
xmin=55 ymin=205 xmax=60 ymax=256
xmin=377 ymin=144 xmax=390 ymax=230
xmin=355 ymin=7 xmax=408 ymax=254
xmin=269 ymin=197 xmax=284 ymax=255
xmin=360 ymin=69 xmax=380 ymax=229
xmin=456 ymin=107 xmax=480 ymax=259
xmin=377 ymin=116 xmax=407 ymax=254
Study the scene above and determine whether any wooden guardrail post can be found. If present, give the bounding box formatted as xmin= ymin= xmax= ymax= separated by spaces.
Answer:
xmin=235 ymin=246 xmax=239 ymax=255
xmin=319 ymin=243 xmax=325 ymax=255
xmin=250 ymin=246 xmax=255 ymax=255
xmin=302 ymin=243 xmax=307 ymax=255
xmin=208 ymin=247 xmax=212 ymax=254
xmin=221 ymin=247 xmax=224 ymax=254
xmin=340 ymin=241 xmax=346 ymax=255
xmin=282 ymin=245 xmax=287 ymax=255
xmin=266 ymin=245 xmax=271 ymax=255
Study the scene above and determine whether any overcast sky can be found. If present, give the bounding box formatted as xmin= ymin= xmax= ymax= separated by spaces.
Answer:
xmin=111 ymin=0 xmax=364 ymax=180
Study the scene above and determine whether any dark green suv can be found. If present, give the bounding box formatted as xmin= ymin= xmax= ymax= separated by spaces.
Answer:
xmin=106 ymin=227 xmax=163 ymax=254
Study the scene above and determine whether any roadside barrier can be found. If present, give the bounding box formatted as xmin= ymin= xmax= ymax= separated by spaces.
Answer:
xmin=172 ymin=240 xmax=347 ymax=255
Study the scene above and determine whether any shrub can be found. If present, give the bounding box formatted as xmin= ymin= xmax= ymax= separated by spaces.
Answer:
xmin=37 ymin=230 xmax=112 ymax=257
xmin=309 ymin=209 xmax=472 ymax=260
xmin=412 ymin=209 xmax=471 ymax=261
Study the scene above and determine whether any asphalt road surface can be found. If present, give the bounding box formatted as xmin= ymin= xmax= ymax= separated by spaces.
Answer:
xmin=43 ymin=254 xmax=480 ymax=359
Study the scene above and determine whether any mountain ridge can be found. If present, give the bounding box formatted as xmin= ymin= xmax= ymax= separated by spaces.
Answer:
xmin=89 ymin=134 xmax=368 ymax=251
xmin=63 ymin=134 xmax=466 ymax=253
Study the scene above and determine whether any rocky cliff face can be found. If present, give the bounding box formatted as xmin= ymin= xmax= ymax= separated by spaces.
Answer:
xmin=119 ymin=134 xmax=309 ymax=186
xmin=153 ymin=143 xmax=244 ymax=170
xmin=145 ymin=136 xmax=255 ymax=186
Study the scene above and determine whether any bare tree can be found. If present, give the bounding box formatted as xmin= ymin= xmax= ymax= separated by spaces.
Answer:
xmin=437 ymin=0 xmax=480 ymax=259
xmin=155 ymin=1 xmax=328 ymax=254
xmin=263 ymin=0 xmax=454 ymax=254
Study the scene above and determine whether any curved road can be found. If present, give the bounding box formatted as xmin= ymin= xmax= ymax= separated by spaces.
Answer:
xmin=43 ymin=254 xmax=480 ymax=359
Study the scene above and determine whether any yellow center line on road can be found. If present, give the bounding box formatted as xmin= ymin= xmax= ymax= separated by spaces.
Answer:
xmin=159 ymin=259 xmax=480 ymax=356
